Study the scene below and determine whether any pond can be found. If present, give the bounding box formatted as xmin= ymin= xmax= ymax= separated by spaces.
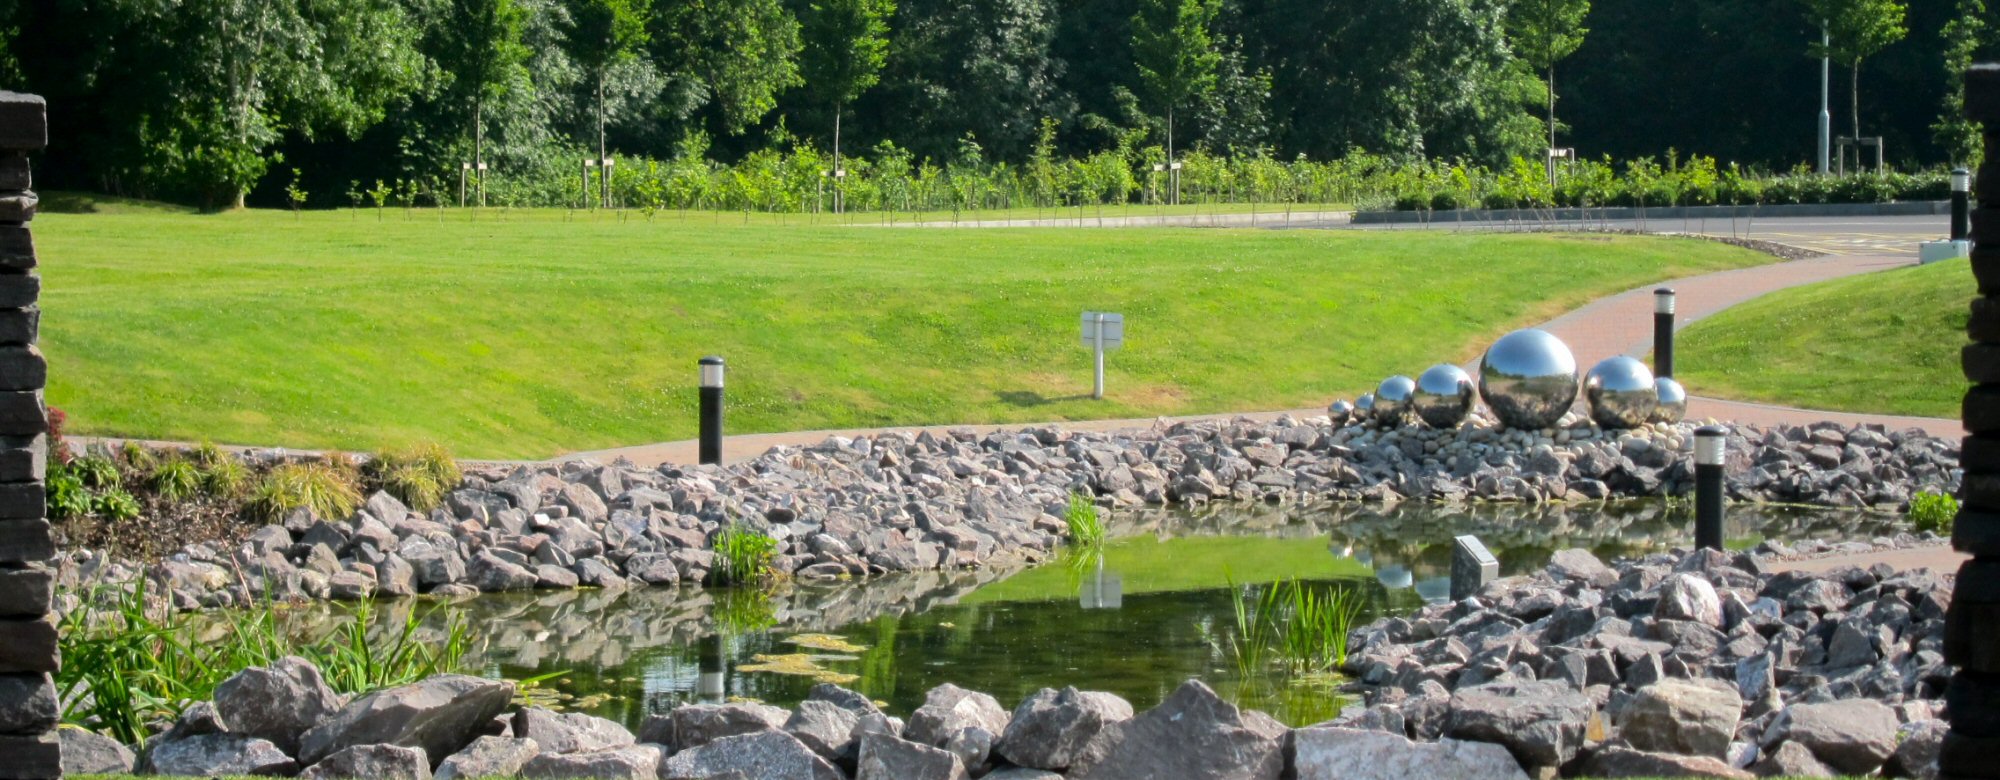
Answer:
xmin=241 ymin=501 xmax=1903 ymax=728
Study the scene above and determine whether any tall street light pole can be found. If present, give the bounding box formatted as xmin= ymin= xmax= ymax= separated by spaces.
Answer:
xmin=1818 ymin=24 xmax=1832 ymax=174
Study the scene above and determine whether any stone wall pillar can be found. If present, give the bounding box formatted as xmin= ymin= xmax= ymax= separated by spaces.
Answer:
xmin=1953 ymin=66 xmax=2000 ymax=780
xmin=0 ymin=91 xmax=57 ymax=780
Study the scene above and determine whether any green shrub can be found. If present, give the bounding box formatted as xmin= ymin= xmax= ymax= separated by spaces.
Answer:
xmin=46 ymin=463 xmax=90 ymax=519
xmin=118 ymin=442 xmax=156 ymax=475
xmin=72 ymin=455 xmax=120 ymax=490
xmin=149 ymin=457 xmax=201 ymax=501
xmin=710 ymin=523 xmax=779 ymax=586
xmin=1910 ymin=491 xmax=1958 ymax=535
xmin=200 ymin=457 xmax=249 ymax=498
xmin=247 ymin=462 xmax=362 ymax=522
xmin=90 ymin=487 xmax=141 ymax=521
xmin=363 ymin=443 xmax=461 ymax=511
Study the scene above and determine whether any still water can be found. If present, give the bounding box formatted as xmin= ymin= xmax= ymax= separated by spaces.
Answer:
xmin=248 ymin=501 xmax=1903 ymax=727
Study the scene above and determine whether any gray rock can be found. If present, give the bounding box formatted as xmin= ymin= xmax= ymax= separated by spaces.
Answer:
xmin=150 ymin=733 xmax=298 ymax=777
xmin=942 ymin=726 xmax=993 ymax=772
xmin=905 ymin=683 xmax=1010 ymax=748
xmin=214 ymin=656 xmax=344 ymax=756
xmin=0 ymin=672 xmax=55 ymax=734
xmin=1580 ymin=746 xmax=1752 ymax=779
xmin=1069 ymin=679 xmax=1287 ymax=780
xmin=467 ymin=550 xmax=538 ymax=592
xmin=519 ymin=744 xmax=661 ymax=780
xmin=300 ymin=744 xmax=432 ymax=780
xmin=1548 ymin=548 xmax=1618 ymax=588
xmin=807 ymin=683 xmax=888 ymax=720
xmin=983 ymin=769 xmax=1066 ymax=780
xmin=1657 ymin=573 xmax=1723 ymax=627
xmin=1444 ymin=680 xmax=1594 ymax=770
xmin=1751 ymin=741 xmax=1835 ymax=778
xmin=784 ymin=699 xmax=861 ymax=763
xmin=1291 ymin=726 xmax=1529 ymax=780
xmin=1774 ymin=700 xmax=1898 ymax=775
xmin=658 ymin=730 xmax=845 ymax=780
xmin=660 ymin=702 xmax=790 ymax=750
xmin=997 ymin=686 xmax=1134 ymax=770
xmin=366 ymin=490 xmax=413 ymax=524
xmin=60 ymin=728 xmax=136 ymax=775
xmin=434 ymin=736 xmax=541 ymax=780
xmin=1617 ymin=679 xmax=1742 ymax=759
xmin=1886 ymin=720 xmax=1946 ymax=780
xmin=298 ymin=674 xmax=516 ymax=766
xmin=511 ymin=708 xmax=635 ymax=754
xmin=622 ymin=553 xmax=680 ymax=585
xmin=855 ymin=733 xmax=969 ymax=780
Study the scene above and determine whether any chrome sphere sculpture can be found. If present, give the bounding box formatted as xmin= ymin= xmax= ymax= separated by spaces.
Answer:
xmin=1585 ymin=356 xmax=1659 ymax=429
xmin=1478 ymin=329 xmax=1579 ymax=430
xmin=1652 ymin=377 xmax=1688 ymax=424
xmin=1412 ymin=363 xmax=1476 ymax=429
xmin=1374 ymin=376 xmax=1416 ymax=426
xmin=1328 ymin=399 xmax=1355 ymax=426
xmin=1355 ymin=392 xmax=1375 ymax=419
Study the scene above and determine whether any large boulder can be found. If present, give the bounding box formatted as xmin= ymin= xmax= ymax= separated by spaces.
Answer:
xmin=213 ymin=656 xmax=344 ymax=756
xmin=1752 ymin=741 xmax=1835 ymax=778
xmin=997 ymin=687 xmax=1134 ymax=770
xmin=1657 ymin=573 xmax=1723 ymax=627
xmin=434 ymin=736 xmax=541 ymax=780
xmin=856 ymin=733 xmax=970 ymax=780
xmin=1068 ymin=679 xmax=1287 ymax=780
xmin=784 ymin=700 xmax=862 ymax=763
xmin=658 ymin=730 xmax=845 ymax=780
xmin=645 ymin=701 xmax=789 ymax=751
xmin=1291 ymin=726 xmax=1529 ymax=780
xmin=149 ymin=733 xmax=298 ymax=777
xmin=1548 ymin=549 xmax=1618 ymax=588
xmin=60 ymin=728 xmax=136 ymax=775
xmin=1888 ymin=720 xmax=1947 ymax=780
xmin=466 ymin=550 xmax=538 ymax=592
xmin=298 ymin=674 xmax=516 ymax=766
xmin=299 ymin=744 xmax=431 ymax=780
xmin=1617 ymin=679 xmax=1742 ymax=758
xmin=511 ymin=708 xmax=634 ymax=754
xmin=905 ymin=683 xmax=1010 ymax=748
xmin=1579 ymin=746 xmax=1752 ymax=779
xmin=1444 ymin=680 xmax=1594 ymax=770
xmin=519 ymin=745 xmax=662 ymax=780
xmin=1772 ymin=700 xmax=1898 ymax=775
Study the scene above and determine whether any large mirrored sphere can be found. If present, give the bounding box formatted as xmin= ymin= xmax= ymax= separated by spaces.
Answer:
xmin=1479 ymin=329 xmax=1579 ymax=430
xmin=1652 ymin=377 xmax=1688 ymax=424
xmin=1374 ymin=376 xmax=1416 ymax=426
xmin=1412 ymin=364 xmax=1475 ymax=429
xmin=1585 ymin=356 xmax=1658 ymax=429
xmin=1328 ymin=399 xmax=1355 ymax=426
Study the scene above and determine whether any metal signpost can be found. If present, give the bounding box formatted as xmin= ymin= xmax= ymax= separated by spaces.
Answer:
xmin=1079 ymin=311 xmax=1124 ymax=399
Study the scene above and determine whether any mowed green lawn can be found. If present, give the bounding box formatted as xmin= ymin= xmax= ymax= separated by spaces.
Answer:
xmin=35 ymin=207 xmax=1772 ymax=459
xmin=1676 ymin=258 xmax=1968 ymax=419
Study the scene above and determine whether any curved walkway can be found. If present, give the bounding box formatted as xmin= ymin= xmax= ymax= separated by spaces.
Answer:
xmin=568 ymin=249 xmax=1960 ymax=467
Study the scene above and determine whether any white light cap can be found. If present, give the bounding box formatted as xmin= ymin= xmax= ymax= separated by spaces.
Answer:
xmin=1655 ymin=288 xmax=1676 ymax=315
xmin=700 ymin=356 xmax=726 ymax=388
xmin=1694 ymin=425 xmax=1727 ymax=466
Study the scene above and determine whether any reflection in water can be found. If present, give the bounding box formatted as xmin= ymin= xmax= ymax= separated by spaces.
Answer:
xmin=237 ymin=502 xmax=1900 ymax=728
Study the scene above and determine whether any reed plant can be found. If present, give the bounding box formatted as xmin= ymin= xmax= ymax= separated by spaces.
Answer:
xmin=1226 ymin=575 xmax=1367 ymax=680
xmin=710 ymin=523 xmax=779 ymax=586
xmin=1065 ymin=492 xmax=1105 ymax=547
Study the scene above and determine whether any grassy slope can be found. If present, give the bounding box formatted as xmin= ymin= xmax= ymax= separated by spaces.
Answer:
xmin=1676 ymin=259 xmax=1967 ymax=419
xmin=37 ymin=208 xmax=1771 ymax=459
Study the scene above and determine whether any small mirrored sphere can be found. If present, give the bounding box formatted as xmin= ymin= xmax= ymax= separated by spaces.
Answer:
xmin=1374 ymin=376 xmax=1416 ymax=426
xmin=1355 ymin=392 xmax=1375 ymax=419
xmin=1328 ymin=399 xmax=1355 ymax=426
xmin=1479 ymin=329 xmax=1579 ymax=430
xmin=1652 ymin=377 xmax=1688 ymax=424
xmin=1412 ymin=363 xmax=1475 ymax=429
xmin=1585 ymin=356 xmax=1658 ymax=429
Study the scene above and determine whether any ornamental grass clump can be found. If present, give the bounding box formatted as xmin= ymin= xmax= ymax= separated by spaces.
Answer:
xmin=1226 ymin=575 xmax=1368 ymax=680
xmin=148 ymin=457 xmax=201 ymax=501
xmin=711 ymin=523 xmax=780 ymax=586
xmin=1066 ymin=491 xmax=1105 ymax=547
xmin=364 ymin=442 xmax=461 ymax=511
xmin=247 ymin=461 xmax=362 ymax=523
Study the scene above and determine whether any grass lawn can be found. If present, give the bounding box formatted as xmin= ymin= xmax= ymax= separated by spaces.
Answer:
xmin=35 ymin=206 xmax=1772 ymax=460
xmin=1675 ymin=259 xmax=1968 ymax=419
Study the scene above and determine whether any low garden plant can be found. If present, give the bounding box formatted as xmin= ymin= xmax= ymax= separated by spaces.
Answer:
xmin=1909 ymin=491 xmax=1958 ymax=535
xmin=711 ymin=523 xmax=781 ymax=586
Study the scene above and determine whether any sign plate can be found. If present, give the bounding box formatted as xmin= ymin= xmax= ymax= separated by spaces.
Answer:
xmin=1080 ymin=312 xmax=1124 ymax=351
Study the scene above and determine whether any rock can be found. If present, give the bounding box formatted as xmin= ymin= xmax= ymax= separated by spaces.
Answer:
xmin=806 ymin=683 xmax=887 ymax=720
xmin=298 ymin=674 xmax=516 ymax=766
xmin=1444 ymin=680 xmax=1594 ymax=770
xmin=659 ymin=702 xmax=790 ymax=750
xmin=0 ymin=673 xmax=55 ymax=734
xmin=1580 ymin=746 xmax=1753 ymax=779
xmin=1887 ymin=720 xmax=1946 ymax=780
xmin=1548 ymin=549 xmax=1618 ymax=588
xmin=1618 ymin=679 xmax=1743 ymax=758
xmin=519 ymin=745 xmax=661 ymax=780
xmin=434 ymin=736 xmax=541 ymax=780
xmin=1657 ymin=573 xmax=1723 ymax=627
xmin=997 ymin=687 xmax=1134 ymax=770
xmin=149 ymin=734 xmax=298 ymax=777
xmin=1774 ymin=700 xmax=1898 ymax=775
xmin=658 ymin=730 xmax=845 ymax=780
xmin=300 ymin=744 xmax=432 ymax=780
xmin=1069 ymin=679 xmax=1287 ymax=780
xmin=511 ymin=708 xmax=634 ymax=754
xmin=855 ymin=733 xmax=970 ymax=780
xmin=467 ymin=550 xmax=538 ymax=591
xmin=622 ymin=553 xmax=679 ymax=585
xmin=942 ymin=727 xmax=993 ymax=772
xmin=984 ymin=769 xmax=1066 ymax=780
xmin=1290 ymin=726 xmax=1530 ymax=780
xmin=784 ymin=699 xmax=862 ymax=763
xmin=1750 ymin=741 xmax=1834 ymax=778
xmin=366 ymin=490 xmax=413 ymax=524
xmin=60 ymin=728 xmax=136 ymax=774
xmin=214 ymin=655 xmax=344 ymax=756
xmin=905 ymin=683 xmax=1010 ymax=748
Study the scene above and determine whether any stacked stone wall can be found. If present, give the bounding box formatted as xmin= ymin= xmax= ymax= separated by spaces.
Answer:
xmin=1950 ymin=65 xmax=2000 ymax=780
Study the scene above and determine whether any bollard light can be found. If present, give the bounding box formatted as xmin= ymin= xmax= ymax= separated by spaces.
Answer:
xmin=1654 ymin=288 xmax=1676 ymax=379
xmin=1694 ymin=425 xmax=1726 ymax=551
xmin=1954 ymin=167 xmax=1973 ymax=242
xmin=699 ymin=356 xmax=725 ymax=465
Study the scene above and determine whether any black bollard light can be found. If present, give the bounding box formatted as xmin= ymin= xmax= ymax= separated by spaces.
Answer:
xmin=1694 ymin=425 xmax=1726 ymax=551
xmin=1955 ymin=167 xmax=1973 ymax=242
xmin=699 ymin=356 xmax=725 ymax=466
xmin=1654 ymin=288 xmax=1676 ymax=379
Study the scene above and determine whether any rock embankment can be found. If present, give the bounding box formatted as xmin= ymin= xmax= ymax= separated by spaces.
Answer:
xmin=63 ymin=416 xmax=1956 ymax=610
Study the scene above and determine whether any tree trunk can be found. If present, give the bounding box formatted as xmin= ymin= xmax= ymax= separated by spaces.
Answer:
xmin=834 ymin=103 xmax=842 ymax=213
xmin=1851 ymin=61 xmax=1861 ymax=146
xmin=597 ymin=77 xmax=607 ymax=209
xmin=1167 ymin=105 xmax=1176 ymax=206
xmin=475 ymin=95 xmax=485 ymax=206
xmin=1547 ymin=64 xmax=1557 ymax=150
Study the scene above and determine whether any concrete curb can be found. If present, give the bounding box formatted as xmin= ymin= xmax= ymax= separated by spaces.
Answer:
xmin=1352 ymin=200 xmax=1952 ymax=225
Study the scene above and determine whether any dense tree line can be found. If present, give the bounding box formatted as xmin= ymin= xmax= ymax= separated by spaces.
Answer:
xmin=0 ymin=0 xmax=1990 ymax=208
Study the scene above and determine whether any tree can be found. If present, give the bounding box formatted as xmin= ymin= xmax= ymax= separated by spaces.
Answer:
xmin=563 ymin=0 xmax=652 ymax=194
xmin=1506 ymin=0 xmax=1590 ymax=153
xmin=797 ymin=0 xmax=894 ymax=175
xmin=1934 ymin=0 xmax=1989 ymax=166
xmin=439 ymin=0 xmax=531 ymax=193
xmin=866 ymin=0 xmax=1068 ymax=162
xmin=1130 ymin=0 xmax=1220 ymax=182
xmin=1802 ymin=0 xmax=1907 ymax=146
xmin=652 ymin=0 xmax=803 ymax=134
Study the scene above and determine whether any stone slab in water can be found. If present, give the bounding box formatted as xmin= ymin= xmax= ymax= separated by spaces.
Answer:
xmin=1450 ymin=535 xmax=1497 ymax=601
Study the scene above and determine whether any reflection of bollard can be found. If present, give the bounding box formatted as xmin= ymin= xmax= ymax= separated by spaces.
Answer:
xmin=1695 ymin=425 xmax=1726 ymax=551
xmin=1654 ymin=288 xmax=1676 ymax=379
xmin=697 ymin=633 xmax=726 ymax=703
xmin=1449 ymin=535 xmax=1497 ymax=601
xmin=699 ymin=356 xmax=725 ymax=466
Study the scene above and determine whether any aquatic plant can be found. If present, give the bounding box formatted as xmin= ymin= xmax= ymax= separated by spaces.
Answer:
xmin=246 ymin=462 xmax=362 ymax=522
xmin=1909 ymin=490 xmax=1958 ymax=535
xmin=1226 ymin=575 xmax=1367 ymax=680
xmin=1066 ymin=491 xmax=1105 ymax=546
xmin=711 ymin=523 xmax=780 ymax=586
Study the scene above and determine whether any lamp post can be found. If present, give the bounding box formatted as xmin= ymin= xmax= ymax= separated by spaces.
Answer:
xmin=1695 ymin=426 xmax=1726 ymax=551
xmin=1955 ymin=167 xmax=1973 ymax=242
xmin=1818 ymin=25 xmax=1832 ymax=175
xmin=1654 ymin=288 xmax=1676 ymax=379
xmin=699 ymin=356 xmax=725 ymax=466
